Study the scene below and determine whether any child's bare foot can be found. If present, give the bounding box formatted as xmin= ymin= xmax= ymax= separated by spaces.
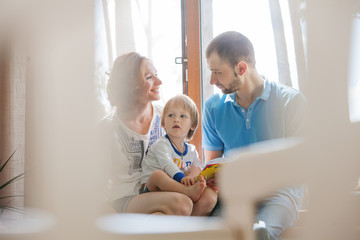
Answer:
xmin=186 ymin=176 xmax=206 ymax=201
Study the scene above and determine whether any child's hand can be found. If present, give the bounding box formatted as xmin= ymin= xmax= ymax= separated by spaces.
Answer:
xmin=181 ymin=176 xmax=195 ymax=186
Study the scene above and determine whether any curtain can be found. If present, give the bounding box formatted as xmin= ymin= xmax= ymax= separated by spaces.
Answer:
xmin=115 ymin=0 xmax=135 ymax=56
xmin=288 ymin=0 xmax=307 ymax=91
xmin=96 ymin=0 xmax=136 ymax=115
xmin=268 ymin=0 xmax=292 ymax=87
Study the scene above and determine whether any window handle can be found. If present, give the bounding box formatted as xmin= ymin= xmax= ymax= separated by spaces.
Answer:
xmin=175 ymin=57 xmax=187 ymax=64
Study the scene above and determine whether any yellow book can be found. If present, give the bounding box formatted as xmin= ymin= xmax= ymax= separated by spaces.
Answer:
xmin=196 ymin=158 xmax=224 ymax=182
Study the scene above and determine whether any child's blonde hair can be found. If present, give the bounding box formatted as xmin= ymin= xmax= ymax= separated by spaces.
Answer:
xmin=161 ymin=94 xmax=199 ymax=141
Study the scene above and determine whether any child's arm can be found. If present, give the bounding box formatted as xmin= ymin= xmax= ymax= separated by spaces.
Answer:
xmin=184 ymin=165 xmax=202 ymax=179
xmin=151 ymin=141 xmax=185 ymax=182
xmin=185 ymin=148 xmax=203 ymax=178
xmin=181 ymin=165 xmax=202 ymax=186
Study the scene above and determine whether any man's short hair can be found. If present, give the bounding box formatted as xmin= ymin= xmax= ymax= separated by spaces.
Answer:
xmin=206 ymin=31 xmax=256 ymax=67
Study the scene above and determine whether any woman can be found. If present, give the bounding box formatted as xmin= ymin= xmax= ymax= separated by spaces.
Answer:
xmin=103 ymin=52 xmax=193 ymax=215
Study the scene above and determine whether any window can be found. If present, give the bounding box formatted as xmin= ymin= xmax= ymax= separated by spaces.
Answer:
xmin=97 ymin=0 xmax=183 ymax=112
xmin=96 ymin=0 xmax=305 ymax=160
xmin=96 ymin=0 xmax=204 ymax=159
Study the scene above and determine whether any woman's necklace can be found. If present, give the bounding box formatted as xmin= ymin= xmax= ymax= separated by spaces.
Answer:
xmin=169 ymin=138 xmax=184 ymax=160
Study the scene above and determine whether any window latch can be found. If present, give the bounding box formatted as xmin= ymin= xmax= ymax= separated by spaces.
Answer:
xmin=175 ymin=57 xmax=187 ymax=64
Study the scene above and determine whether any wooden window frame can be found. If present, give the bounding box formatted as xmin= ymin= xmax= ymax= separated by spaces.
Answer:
xmin=182 ymin=0 xmax=203 ymax=162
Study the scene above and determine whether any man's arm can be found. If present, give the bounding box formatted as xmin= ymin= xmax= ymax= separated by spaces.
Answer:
xmin=203 ymin=150 xmax=222 ymax=192
xmin=204 ymin=150 xmax=223 ymax=164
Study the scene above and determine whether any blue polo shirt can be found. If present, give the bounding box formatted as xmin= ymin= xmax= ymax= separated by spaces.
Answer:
xmin=202 ymin=79 xmax=306 ymax=157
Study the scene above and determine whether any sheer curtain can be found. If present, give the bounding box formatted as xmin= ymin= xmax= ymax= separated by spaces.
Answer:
xmin=96 ymin=0 xmax=136 ymax=115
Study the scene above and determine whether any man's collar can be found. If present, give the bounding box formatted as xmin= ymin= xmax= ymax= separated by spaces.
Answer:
xmin=257 ymin=79 xmax=270 ymax=101
xmin=224 ymin=79 xmax=270 ymax=104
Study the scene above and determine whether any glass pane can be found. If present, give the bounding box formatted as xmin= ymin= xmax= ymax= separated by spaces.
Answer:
xmin=200 ymin=0 xmax=297 ymax=100
xmin=212 ymin=0 xmax=277 ymax=80
xmin=348 ymin=13 xmax=360 ymax=123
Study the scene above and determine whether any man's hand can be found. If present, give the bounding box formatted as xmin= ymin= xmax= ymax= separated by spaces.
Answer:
xmin=206 ymin=173 xmax=219 ymax=193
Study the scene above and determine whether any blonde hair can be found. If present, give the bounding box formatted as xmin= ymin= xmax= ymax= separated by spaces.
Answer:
xmin=107 ymin=52 xmax=147 ymax=112
xmin=161 ymin=94 xmax=199 ymax=140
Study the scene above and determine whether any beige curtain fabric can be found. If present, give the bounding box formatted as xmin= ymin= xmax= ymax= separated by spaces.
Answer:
xmin=0 ymin=37 xmax=26 ymax=215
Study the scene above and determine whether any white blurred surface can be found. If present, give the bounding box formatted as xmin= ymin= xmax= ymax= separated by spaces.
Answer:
xmin=0 ymin=1 xmax=359 ymax=240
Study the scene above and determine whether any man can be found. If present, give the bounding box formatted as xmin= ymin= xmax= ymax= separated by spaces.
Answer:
xmin=202 ymin=31 xmax=306 ymax=240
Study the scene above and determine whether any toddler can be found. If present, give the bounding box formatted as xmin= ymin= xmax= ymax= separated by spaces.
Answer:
xmin=141 ymin=94 xmax=217 ymax=216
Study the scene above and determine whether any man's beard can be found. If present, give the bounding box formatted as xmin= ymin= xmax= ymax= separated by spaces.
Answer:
xmin=222 ymin=71 xmax=239 ymax=94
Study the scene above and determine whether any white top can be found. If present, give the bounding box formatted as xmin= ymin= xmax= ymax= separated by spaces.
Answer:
xmin=141 ymin=135 xmax=202 ymax=184
xmin=103 ymin=104 xmax=165 ymax=201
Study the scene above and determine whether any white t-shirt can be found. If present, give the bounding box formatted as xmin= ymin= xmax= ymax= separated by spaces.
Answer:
xmin=104 ymin=104 xmax=165 ymax=201
xmin=141 ymin=135 xmax=202 ymax=184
